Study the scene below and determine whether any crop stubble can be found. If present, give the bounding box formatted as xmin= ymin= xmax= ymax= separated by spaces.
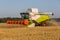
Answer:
xmin=0 ymin=23 xmax=60 ymax=40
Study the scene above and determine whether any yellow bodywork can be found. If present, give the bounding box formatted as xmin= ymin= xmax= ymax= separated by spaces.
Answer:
xmin=35 ymin=14 xmax=50 ymax=23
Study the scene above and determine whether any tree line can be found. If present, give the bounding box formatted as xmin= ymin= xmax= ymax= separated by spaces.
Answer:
xmin=0 ymin=17 xmax=21 ymax=23
xmin=0 ymin=17 xmax=60 ymax=23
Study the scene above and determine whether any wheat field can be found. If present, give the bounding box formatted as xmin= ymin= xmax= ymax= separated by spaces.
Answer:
xmin=0 ymin=23 xmax=60 ymax=40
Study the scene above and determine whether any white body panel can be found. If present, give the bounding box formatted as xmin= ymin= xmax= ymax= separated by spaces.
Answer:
xmin=27 ymin=8 xmax=38 ymax=13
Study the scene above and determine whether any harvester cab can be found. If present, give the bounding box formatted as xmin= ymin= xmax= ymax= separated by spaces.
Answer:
xmin=20 ymin=13 xmax=29 ymax=20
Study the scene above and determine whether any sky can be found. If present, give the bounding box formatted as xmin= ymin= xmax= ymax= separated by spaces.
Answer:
xmin=0 ymin=0 xmax=60 ymax=18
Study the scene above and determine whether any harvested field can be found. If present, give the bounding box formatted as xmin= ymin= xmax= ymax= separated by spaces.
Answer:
xmin=0 ymin=26 xmax=60 ymax=40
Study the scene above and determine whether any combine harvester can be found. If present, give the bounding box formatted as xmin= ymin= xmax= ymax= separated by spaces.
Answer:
xmin=7 ymin=8 xmax=54 ymax=27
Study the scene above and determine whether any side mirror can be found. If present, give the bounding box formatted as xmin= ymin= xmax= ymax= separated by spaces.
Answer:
xmin=52 ymin=12 xmax=54 ymax=16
